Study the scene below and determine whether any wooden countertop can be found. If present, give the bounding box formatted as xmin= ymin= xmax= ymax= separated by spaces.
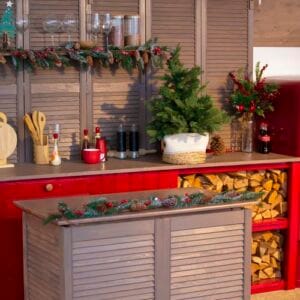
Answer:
xmin=15 ymin=187 xmax=256 ymax=226
xmin=1 ymin=152 xmax=300 ymax=183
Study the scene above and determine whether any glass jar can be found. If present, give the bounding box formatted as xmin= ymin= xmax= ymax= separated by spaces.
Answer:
xmin=241 ymin=113 xmax=254 ymax=153
xmin=124 ymin=15 xmax=140 ymax=46
xmin=109 ymin=15 xmax=124 ymax=47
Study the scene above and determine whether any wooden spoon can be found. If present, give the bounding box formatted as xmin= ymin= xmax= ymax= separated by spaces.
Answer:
xmin=38 ymin=111 xmax=46 ymax=145
xmin=32 ymin=111 xmax=40 ymax=144
xmin=23 ymin=114 xmax=39 ymax=144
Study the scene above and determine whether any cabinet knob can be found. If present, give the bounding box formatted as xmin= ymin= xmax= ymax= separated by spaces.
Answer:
xmin=45 ymin=183 xmax=54 ymax=192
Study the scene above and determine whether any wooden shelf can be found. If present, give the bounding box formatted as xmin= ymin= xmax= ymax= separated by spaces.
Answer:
xmin=251 ymin=279 xmax=285 ymax=294
xmin=252 ymin=217 xmax=288 ymax=232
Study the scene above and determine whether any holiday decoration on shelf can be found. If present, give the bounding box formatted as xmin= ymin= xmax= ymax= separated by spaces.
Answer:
xmin=228 ymin=62 xmax=279 ymax=118
xmin=0 ymin=38 xmax=170 ymax=72
xmin=210 ymin=135 xmax=226 ymax=155
xmin=44 ymin=190 xmax=262 ymax=224
xmin=0 ymin=1 xmax=16 ymax=49
xmin=146 ymin=46 xmax=229 ymax=142
xmin=0 ymin=1 xmax=15 ymax=38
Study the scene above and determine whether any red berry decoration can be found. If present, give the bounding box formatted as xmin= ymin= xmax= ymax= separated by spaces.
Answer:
xmin=73 ymin=209 xmax=84 ymax=217
xmin=153 ymin=47 xmax=162 ymax=55
xmin=249 ymin=101 xmax=256 ymax=112
xmin=236 ymin=104 xmax=245 ymax=112
xmin=120 ymin=199 xmax=128 ymax=204
xmin=105 ymin=202 xmax=113 ymax=208
xmin=144 ymin=199 xmax=152 ymax=206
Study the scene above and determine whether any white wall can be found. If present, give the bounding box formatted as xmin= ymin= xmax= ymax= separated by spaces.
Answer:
xmin=253 ymin=47 xmax=300 ymax=77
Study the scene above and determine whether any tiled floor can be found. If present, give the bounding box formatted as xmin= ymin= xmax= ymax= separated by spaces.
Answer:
xmin=251 ymin=289 xmax=300 ymax=300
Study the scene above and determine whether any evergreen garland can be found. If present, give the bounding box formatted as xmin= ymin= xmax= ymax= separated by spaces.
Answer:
xmin=147 ymin=46 xmax=229 ymax=142
xmin=44 ymin=190 xmax=262 ymax=224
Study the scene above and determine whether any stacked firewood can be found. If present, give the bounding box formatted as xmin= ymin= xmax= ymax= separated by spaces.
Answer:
xmin=251 ymin=231 xmax=283 ymax=282
xmin=178 ymin=169 xmax=288 ymax=220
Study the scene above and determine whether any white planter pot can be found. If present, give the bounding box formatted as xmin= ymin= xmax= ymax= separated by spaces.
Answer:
xmin=162 ymin=133 xmax=209 ymax=164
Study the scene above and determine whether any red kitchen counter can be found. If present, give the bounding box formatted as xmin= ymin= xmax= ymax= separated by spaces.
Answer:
xmin=1 ymin=152 xmax=300 ymax=299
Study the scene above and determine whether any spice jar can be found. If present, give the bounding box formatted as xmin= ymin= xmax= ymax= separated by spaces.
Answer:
xmin=109 ymin=15 xmax=124 ymax=47
xmin=124 ymin=15 xmax=140 ymax=46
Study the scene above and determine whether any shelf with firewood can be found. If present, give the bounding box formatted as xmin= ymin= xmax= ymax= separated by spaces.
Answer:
xmin=178 ymin=167 xmax=291 ymax=293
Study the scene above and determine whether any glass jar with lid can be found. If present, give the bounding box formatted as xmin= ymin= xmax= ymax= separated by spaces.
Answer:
xmin=109 ymin=15 xmax=124 ymax=47
xmin=124 ymin=15 xmax=140 ymax=46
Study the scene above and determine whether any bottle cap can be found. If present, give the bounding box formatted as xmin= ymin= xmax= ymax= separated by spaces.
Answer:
xmin=131 ymin=124 xmax=137 ymax=131
xmin=95 ymin=127 xmax=100 ymax=133
xmin=84 ymin=129 xmax=88 ymax=135
xmin=118 ymin=124 xmax=125 ymax=131
xmin=53 ymin=133 xmax=59 ymax=139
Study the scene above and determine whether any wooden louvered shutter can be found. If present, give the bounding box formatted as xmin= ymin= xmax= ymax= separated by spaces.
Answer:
xmin=206 ymin=0 xmax=249 ymax=148
xmin=91 ymin=0 xmax=145 ymax=149
xmin=72 ymin=220 xmax=155 ymax=299
xmin=27 ymin=0 xmax=81 ymax=159
xmin=170 ymin=210 xmax=250 ymax=300
xmin=0 ymin=2 xmax=18 ymax=163
xmin=151 ymin=0 xmax=196 ymax=67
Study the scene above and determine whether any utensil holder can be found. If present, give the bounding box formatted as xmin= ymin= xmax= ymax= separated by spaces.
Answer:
xmin=33 ymin=135 xmax=49 ymax=165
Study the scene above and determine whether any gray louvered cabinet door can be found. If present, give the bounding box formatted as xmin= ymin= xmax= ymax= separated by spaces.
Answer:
xmin=170 ymin=209 xmax=251 ymax=300
xmin=71 ymin=220 xmax=155 ymax=300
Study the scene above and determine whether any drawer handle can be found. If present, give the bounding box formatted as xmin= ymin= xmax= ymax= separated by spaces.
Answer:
xmin=45 ymin=183 xmax=54 ymax=192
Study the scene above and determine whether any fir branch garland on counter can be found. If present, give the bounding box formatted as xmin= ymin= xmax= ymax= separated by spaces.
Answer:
xmin=0 ymin=38 xmax=170 ymax=72
xmin=44 ymin=190 xmax=262 ymax=224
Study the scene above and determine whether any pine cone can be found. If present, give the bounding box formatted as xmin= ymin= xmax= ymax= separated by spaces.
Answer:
xmin=210 ymin=135 xmax=226 ymax=155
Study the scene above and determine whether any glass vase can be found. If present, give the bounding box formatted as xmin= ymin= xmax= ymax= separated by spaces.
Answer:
xmin=241 ymin=113 xmax=254 ymax=153
xmin=230 ymin=118 xmax=242 ymax=152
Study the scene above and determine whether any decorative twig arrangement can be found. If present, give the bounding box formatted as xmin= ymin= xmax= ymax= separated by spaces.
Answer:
xmin=0 ymin=39 xmax=170 ymax=72
xmin=44 ymin=190 xmax=263 ymax=224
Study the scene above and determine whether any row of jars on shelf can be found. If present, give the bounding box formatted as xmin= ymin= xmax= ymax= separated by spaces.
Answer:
xmin=15 ymin=13 xmax=140 ymax=47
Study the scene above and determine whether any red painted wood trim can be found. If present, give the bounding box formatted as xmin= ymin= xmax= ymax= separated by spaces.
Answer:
xmin=285 ymin=162 xmax=300 ymax=289
xmin=251 ymin=279 xmax=285 ymax=294
xmin=178 ymin=162 xmax=290 ymax=175
xmin=252 ymin=218 xmax=288 ymax=232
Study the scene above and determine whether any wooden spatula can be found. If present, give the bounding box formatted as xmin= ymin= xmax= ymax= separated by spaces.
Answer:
xmin=38 ymin=111 xmax=46 ymax=145
xmin=32 ymin=111 xmax=40 ymax=144
xmin=24 ymin=114 xmax=39 ymax=144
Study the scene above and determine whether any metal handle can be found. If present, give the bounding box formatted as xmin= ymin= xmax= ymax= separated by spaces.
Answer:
xmin=44 ymin=183 xmax=54 ymax=192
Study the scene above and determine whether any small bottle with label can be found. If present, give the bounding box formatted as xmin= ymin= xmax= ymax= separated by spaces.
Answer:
xmin=95 ymin=127 xmax=107 ymax=162
xmin=81 ymin=129 xmax=90 ymax=160
xmin=129 ymin=124 xmax=139 ymax=159
xmin=50 ymin=133 xmax=62 ymax=166
xmin=117 ymin=124 xmax=127 ymax=159
xmin=258 ymin=122 xmax=271 ymax=154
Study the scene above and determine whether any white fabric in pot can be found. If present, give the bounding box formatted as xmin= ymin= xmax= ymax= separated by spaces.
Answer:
xmin=163 ymin=133 xmax=209 ymax=154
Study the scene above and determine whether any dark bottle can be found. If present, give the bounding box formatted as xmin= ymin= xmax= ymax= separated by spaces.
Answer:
xmin=95 ymin=127 xmax=107 ymax=162
xmin=117 ymin=124 xmax=127 ymax=159
xmin=81 ymin=129 xmax=90 ymax=159
xmin=258 ymin=122 xmax=271 ymax=154
xmin=129 ymin=124 xmax=139 ymax=159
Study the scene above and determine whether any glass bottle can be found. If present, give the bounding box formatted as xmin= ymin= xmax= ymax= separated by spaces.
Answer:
xmin=50 ymin=133 xmax=61 ymax=166
xmin=124 ymin=15 xmax=140 ymax=46
xmin=117 ymin=124 xmax=127 ymax=159
xmin=129 ymin=124 xmax=139 ymax=159
xmin=95 ymin=127 xmax=107 ymax=162
xmin=258 ymin=122 xmax=271 ymax=154
xmin=81 ymin=129 xmax=90 ymax=160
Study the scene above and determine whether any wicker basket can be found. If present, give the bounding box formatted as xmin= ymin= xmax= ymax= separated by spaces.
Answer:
xmin=163 ymin=151 xmax=206 ymax=165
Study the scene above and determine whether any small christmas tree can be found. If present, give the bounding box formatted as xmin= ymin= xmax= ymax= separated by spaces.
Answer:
xmin=0 ymin=1 xmax=16 ymax=38
xmin=147 ymin=46 xmax=229 ymax=142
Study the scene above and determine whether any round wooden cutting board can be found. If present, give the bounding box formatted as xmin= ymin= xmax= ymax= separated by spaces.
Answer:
xmin=0 ymin=112 xmax=17 ymax=167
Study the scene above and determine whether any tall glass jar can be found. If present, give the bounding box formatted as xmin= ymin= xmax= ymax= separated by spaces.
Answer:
xmin=241 ymin=112 xmax=254 ymax=153
xmin=109 ymin=15 xmax=124 ymax=47
xmin=124 ymin=15 xmax=140 ymax=46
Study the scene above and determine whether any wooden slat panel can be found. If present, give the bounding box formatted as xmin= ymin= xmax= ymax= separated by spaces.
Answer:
xmin=207 ymin=0 xmax=249 ymax=149
xmin=151 ymin=0 xmax=195 ymax=67
xmin=91 ymin=0 xmax=142 ymax=149
xmin=27 ymin=0 xmax=81 ymax=160
xmin=170 ymin=219 xmax=245 ymax=299
xmin=25 ymin=215 xmax=61 ymax=299
xmin=254 ymin=0 xmax=300 ymax=47
xmin=72 ymin=223 xmax=155 ymax=300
